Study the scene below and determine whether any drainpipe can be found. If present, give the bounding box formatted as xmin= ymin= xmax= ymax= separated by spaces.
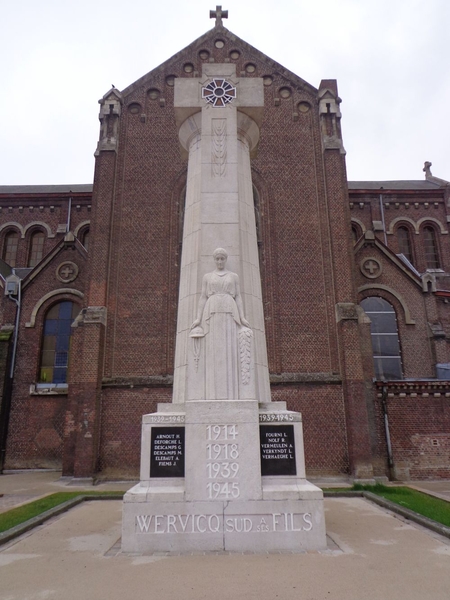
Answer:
xmin=66 ymin=195 xmax=72 ymax=233
xmin=0 ymin=274 xmax=21 ymax=472
xmin=8 ymin=275 xmax=21 ymax=379
xmin=379 ymin=192 xmax=388 ymax=245
xmin=381 ymin=384 xmax=394 ymax=475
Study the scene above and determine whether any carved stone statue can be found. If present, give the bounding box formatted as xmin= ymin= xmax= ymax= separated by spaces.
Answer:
xmin=190 ymin=248 xmax=253 ymax=400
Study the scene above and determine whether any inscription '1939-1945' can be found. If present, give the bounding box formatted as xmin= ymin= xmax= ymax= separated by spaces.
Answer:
xmin=135 ymin=512 xmax=313 ymax=534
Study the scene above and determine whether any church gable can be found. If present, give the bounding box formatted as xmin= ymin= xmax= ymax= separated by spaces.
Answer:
xmin=121 ymin=24 xmax=318 ymax=105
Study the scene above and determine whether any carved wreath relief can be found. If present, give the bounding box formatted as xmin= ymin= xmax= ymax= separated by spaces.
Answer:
xmin=211 ymin=118 xmax=227 ymax=177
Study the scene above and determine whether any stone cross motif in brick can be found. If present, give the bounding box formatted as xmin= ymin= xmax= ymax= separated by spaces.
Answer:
xmin=60 ymin=265 xmax=75 ymax=279
xmin=56 ymin=261 xmax=79 ymax=283
xmin=210 ymin=5 xmax=228 ymax=26
xmin=361 ymin=258 xmax=382 ymax=279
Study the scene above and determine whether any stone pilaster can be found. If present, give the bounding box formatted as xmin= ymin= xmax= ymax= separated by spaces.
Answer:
xmin=64 ymin=87 xmax=122 ymax=478
xmin=319 ymin=79 xmax=374 ymax=479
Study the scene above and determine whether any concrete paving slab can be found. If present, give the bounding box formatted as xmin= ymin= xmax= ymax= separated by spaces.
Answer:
xmin=0 ymin=471 xmax=134 ymax=513
xmin=407 ymin=480 xmax=450 ymax=502
xmin=1 ymin=497 xmax=449 ymax=600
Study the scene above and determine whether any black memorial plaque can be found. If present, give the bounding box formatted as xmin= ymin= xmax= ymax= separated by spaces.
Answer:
xmin=260 ymin=425 xmax=297 ymax=476
xmin=150 ymin=427 xmax=185 ymax=478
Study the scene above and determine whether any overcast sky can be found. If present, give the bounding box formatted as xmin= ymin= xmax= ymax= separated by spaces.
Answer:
xmin=1 ymin=0 xmax=448 ymax=185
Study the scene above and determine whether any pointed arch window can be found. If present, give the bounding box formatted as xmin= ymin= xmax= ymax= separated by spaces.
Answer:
xmin=423 ymin=226 xmax=440 ymax=269
xmin=28 ymin=231 xmax=45 ymax=267
xmin=361 ymin=297 xmax=403 ymax=380
xmin=39 ymin=301 xmax=80 ymax=384
xmin=396 ymin=226 xmax=413 ymax=263
xmin=3 ymin=231 xmax=19 ymax=267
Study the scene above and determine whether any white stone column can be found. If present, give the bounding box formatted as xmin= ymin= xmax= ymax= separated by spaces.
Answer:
xmin=172 ymin=64 xmax=270 ymax=404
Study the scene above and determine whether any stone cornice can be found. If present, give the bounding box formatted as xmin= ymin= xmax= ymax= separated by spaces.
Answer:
xmin=375 ymin=380 xmax=450 ymax=397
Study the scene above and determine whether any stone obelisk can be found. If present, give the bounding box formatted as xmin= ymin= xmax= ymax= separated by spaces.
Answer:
xmin=122 ymin=63 xmax=326 ymax=554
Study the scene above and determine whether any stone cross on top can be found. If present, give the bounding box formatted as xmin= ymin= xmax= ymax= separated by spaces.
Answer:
xmin=210 ymin=5 xmax=228 ymax=26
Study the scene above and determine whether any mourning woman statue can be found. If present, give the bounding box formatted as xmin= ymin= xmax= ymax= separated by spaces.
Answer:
xmin=190 ymin=248 xmax=253 ymax=400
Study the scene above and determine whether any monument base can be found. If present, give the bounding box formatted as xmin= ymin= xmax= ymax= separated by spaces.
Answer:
xmin=122 ymin=487 xmax=326 ymax=553
xmin=122 ymin=401 xmax=327 ymax=553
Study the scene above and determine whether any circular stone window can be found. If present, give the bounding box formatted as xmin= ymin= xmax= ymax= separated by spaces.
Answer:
xmin=279 ymin=87 xmax=292 ymax=99
xmin=199 ymin=49 xmax=210 ymax=60
xmin=214 ymin=39 xmax=225 ymax=48
xmin=263 ymin=76 xmax=273 ymax=86
xmin=147 ymin=88 xmax=160 ymax=100
xmin=230 ymin=50 xmax=240 ymax=60
xmin=165 ymin=75 xmax=177 ymax=86
xmin=245 ymin=63 xmax=256 ymax=73
xmin=298 ymin=101 xmax=311 ymax=113
xmin=128 ymin=103 xmax=141 ymax=114
xmin=202 ymin=79 xmax=236 ymax=107
xmin=183 ymin=63 xmax=194 ymax=73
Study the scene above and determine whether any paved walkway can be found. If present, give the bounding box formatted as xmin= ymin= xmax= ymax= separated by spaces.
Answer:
xmin=1 ymin=494 xmax=449 ymax=600
xmin=0 ymin=470 xmax=133 ymax=513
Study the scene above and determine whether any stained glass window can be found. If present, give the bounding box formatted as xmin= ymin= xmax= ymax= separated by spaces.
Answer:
xmin=423 ymin=226 xmax=439 ymax=269
xmin=39 ymin=302 xmax=79 ymax=384
xmin=397 ymin=226 xmax=413 ymax=263
xmin=28 ymin=231 xmax=45 ymax=267
xmin=361 ymin=297 xmax=403 ymax=380
xmin=3 ymin=231 xmax=19 ymax=266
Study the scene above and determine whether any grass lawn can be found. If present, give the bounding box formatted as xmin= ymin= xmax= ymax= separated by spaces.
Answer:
xmin=0 ymin=491 xmax=123 ymax=533
xmin=353 ymin=483 xmax=450 ymax=528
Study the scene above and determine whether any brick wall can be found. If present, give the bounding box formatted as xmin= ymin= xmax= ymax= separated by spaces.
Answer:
xmin=375 ymin=386 xmax=450 ymax=480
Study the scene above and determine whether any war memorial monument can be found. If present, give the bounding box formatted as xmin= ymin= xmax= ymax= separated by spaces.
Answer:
xmin=122 ymin=7 xmax=327 ymax=553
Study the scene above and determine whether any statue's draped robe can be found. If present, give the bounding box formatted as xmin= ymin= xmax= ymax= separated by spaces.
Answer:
xmin=200 ymin=270 xmax=243 ymax=400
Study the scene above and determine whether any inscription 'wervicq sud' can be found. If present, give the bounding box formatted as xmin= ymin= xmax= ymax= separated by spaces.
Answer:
xmin=135 ymin=512 xmax=313 ymax=534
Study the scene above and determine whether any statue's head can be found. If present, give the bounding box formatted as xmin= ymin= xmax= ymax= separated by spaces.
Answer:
xmin=213 ymin=247 xmax=228 ymax=270
xmin=213 ymin=247 xmax=228 ymax=259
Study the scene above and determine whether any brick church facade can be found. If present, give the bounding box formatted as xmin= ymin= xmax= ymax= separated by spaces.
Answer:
xmin=0 ymin=16 xmax=449 ymax=481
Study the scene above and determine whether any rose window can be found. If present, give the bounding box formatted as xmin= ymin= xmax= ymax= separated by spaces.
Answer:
xmin=202 ymin=79 xmax=236 ymax=107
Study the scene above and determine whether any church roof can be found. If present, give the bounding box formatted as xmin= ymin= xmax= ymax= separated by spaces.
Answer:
xmin=348 ymin=180 xmax=444 ymax=191
xmin=0 ymin=179 xmax=445 ymax=195
xmin=0 ymin=184 xmax=93 ymax=195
